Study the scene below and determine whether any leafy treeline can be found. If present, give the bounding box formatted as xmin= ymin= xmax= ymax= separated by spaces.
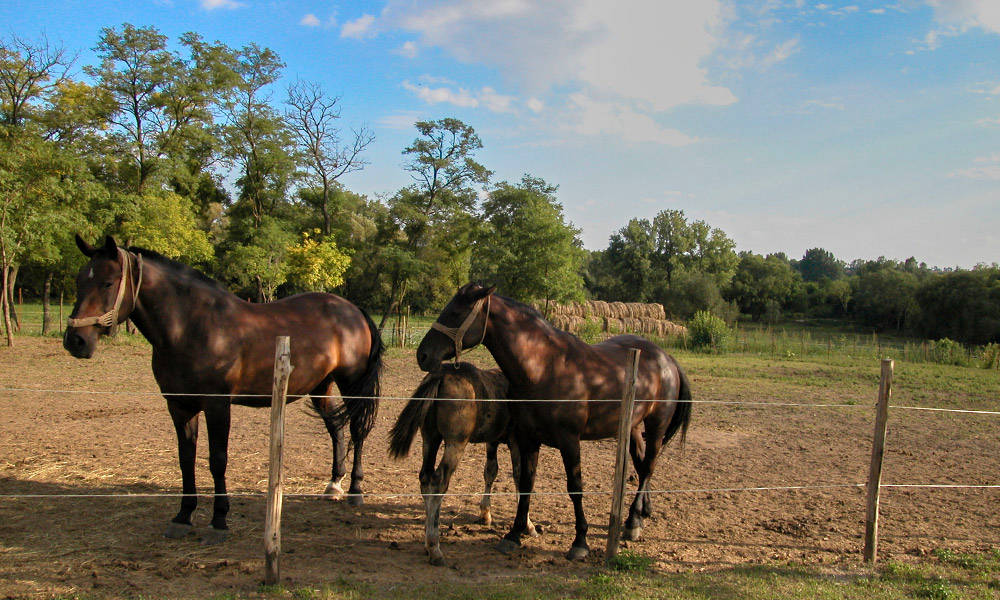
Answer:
xmin=2 ymin=26 xmax=998 ymax=348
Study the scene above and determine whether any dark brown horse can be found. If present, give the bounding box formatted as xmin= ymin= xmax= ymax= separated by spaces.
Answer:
xmin=63 ymin=235 xmax=382 ymax=544
xmin=416 ymin=283 xmax=691 ymax=561
xmin=388 ymin=362 xmax=536 ymax=565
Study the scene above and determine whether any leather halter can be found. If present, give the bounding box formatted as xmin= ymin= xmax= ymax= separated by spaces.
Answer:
xmin=430 ymin=295 xmax=490 ymax=363
xmin=67 ymin=248 xmax=143 ymax=336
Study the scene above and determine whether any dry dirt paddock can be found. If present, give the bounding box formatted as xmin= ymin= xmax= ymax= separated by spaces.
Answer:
xmin=1 ymin=336 xmax=998 ymax=598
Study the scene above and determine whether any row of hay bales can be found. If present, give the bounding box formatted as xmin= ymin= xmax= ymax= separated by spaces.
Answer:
xmin=538 ymin=300 xmax=687 ymax=338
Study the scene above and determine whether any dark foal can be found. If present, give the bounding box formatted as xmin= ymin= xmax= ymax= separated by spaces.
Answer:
xmin=389 ymin=362 xmax=536 ymax=565
xmin=63 ymin=235 xmax=382 ymax=544
xmin=417 ymin=284 xmax=691 ymax=561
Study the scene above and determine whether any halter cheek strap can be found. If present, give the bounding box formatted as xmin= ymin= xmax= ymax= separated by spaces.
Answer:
xmin=67 ymin=249 xmax=143 ymax=336
xmin=430 ymin=295 xmax=490 ymax=363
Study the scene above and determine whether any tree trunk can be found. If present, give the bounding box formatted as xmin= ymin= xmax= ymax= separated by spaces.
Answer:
xmin=7 ymin=264 xmax=20 ymax=331
xmin=377 ymin=271 xmax=402 ymax=332
xmin=1 ymin=264 xmax=11 ymax=347
xmin=42 ymin=271 xmax=52 ymax=335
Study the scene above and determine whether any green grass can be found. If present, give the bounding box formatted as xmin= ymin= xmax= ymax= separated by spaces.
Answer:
xmin=123 ymin=548 xmax=1000 ymax=599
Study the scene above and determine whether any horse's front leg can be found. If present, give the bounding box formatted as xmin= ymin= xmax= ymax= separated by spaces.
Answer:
xmin=507 ymin=439 xmax=538 ymax=537
xmin=202 ymin=402 xmax=231 ymax=545
xmin=165 ymin=401 xmax=199 ymax=539
xmin=560 ymin=440 xmax=589 ymax=561
xmin=496 ymin=439 xmax=539 ymax=555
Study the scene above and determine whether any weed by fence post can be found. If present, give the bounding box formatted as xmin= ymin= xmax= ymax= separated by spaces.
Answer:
xmin=606 ymin=348 xmax=640 ymax=564
xmin=864 ymin=358 xmax=893 ymax=563
xmin=265 ymin=336 xmax=293 ymax=585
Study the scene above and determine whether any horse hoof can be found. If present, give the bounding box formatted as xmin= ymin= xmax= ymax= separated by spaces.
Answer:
xmin=323 ymin=480 xmax=345 ymax=501
xmin=200 ymin=528 xmax=230 ymax=546
xmin=428 ymin=548 xmax=445 ymax=566
xmin=526 ymin=521 xmax=540 ymax=538
xmin=347 ymin=493 xmax=364 ymax=506
xmin=496 ymin=539 xmax=521 ymax=555
xmin=163 ymin=522 xmax=193 ymax=539
xmin=479 ymin=508 xmax=493 ymax=527
xmin=623 ymin=526 xmax=643 ymax=541
xmin=565 ymin=546 xmax=589 ymax=561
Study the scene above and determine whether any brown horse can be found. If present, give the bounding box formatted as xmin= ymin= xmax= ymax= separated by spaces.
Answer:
xmin=63 ymin=235 xmax=382 ymax=544
xmin=388 ymin=362 xmax=536 ymax=565
xmin=416 ymin=283 xmax=691 ymax=561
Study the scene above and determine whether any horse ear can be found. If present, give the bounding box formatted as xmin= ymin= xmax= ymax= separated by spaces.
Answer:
xmin=101 ymin=235 xmax=118 ymax=257
xmin=75 ymin=234 xmax=96 ymax=257
xmin=471 ymin=284 xmax=497 ymax=300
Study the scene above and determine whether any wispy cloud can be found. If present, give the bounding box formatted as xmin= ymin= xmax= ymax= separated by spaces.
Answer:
xmin=950 ymin=153 xmax=1000 ymax=180
xmin=377 ymin=111 xmax=424 ymax=130
xmin=300 ymin=14 xmax=321 ymax=27
xmin=565 ymin=93 xmax=697 ymax=146
xmin=925 ymin=0 xmax=1000 ymax=35
xmin=402 ymin=81 xmax=479 ymax=108
xmin=200 ymin=0 xmax=243 ymax=10
xmin=341 ymin=14 xmax=376 ymax=39
xmin=395 ymin=41 xmax=418 ymax=58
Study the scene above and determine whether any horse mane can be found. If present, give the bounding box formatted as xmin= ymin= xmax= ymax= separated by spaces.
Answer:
xmin=497 ymin=295 xmax=547 ymax=321
xmin=128 ymin=247 xmax=231 ymax=294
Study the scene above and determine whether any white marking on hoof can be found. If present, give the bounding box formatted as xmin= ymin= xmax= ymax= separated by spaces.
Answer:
xmin=565 ymin=546 xmax=589 ymax=561
xmin=322 ymin=476 xmax=346 ymax=501
xmin=623 ymin=527 xmax=643 ymax=541
xmin=479 ymin=506 xmax=493 ymax=526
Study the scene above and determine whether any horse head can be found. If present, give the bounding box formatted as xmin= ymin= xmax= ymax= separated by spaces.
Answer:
xmin=63 ymin=234 xmax=142 ymax=358
xmin=417 ymin=282 xmax=496 ymax=371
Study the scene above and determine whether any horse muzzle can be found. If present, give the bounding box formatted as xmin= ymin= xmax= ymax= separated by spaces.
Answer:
xmin=63 ymin=328 xmax=97 ymax=359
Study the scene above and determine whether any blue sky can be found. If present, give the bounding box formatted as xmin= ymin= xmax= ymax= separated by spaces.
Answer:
xmin=5 ymin=0 xmax=1000 ymax=267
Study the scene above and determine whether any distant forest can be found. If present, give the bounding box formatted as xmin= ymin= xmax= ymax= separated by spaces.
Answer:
xmin=2 ymin=25 xmax=998 ymax=346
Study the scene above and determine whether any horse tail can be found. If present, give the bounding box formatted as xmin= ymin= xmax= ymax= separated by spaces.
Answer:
xmin=663 ymin=360 xmax=692 ymax=448
xmin=388 ymin=374 xmax=441 ymax=459
xmin=338 ymin=307 xmax=384 ymax=437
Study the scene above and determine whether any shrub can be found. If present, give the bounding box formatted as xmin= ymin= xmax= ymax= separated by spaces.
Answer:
xmin=688 ymin=310 xmax=731 ymax=350
xmin=928 ymin=338 xmax=969 ymax=367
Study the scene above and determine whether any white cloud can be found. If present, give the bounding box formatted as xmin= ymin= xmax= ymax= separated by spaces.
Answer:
xmin=799 ymin=98 xmax=846 ymax=112
xmin=479 ymin=87 xmax=515 ymax=113
xmin=566 ymin=93 xmax=697 ymax=146
xmin=300 ymin=14 xmax=321 ymax=27
xmin=401 ymin=81 xmax=521 ymax=113
xmin=378 ymin=111 xmax=424 ymax=130
xmin=870 ymin=8 xmax=886 ymax=14
xmin=978 ymin=116 xmax=1000 ymax=125
xmin=402 ymin=81 xmax=479 ymax=107
xmin=757 ymin=37 xmax=801 ymax=70
xmin=950 ymin=153 xmax=1000 ymax=180
xmin=341 ymin=14 xmax=376 ymax=39
xmin=526 ymin=97 xmax=545 ymax=113
xmin=383 ymin=0 xmax=735 ymax=112
xmin=925 ymin=0 xmax=1000 ymax=35
xmin=396 ymin=41 xmax=419 ymax=58
xmin=201 ymin=0 xmax=242 ymax=9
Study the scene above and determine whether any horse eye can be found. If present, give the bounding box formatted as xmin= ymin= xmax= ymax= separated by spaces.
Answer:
xmin=102 ymin=281 xmax=113 ymax=289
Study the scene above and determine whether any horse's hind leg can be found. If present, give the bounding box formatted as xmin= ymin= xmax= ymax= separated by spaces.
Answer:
xmin=625 ymin=419 xmax=666 ymax=542
xmin=165 ymin=401 xmax=199 ymax=539
xmin=479 ymin=442 xmax=500 ymax=526
xmin=559 ymin=440 xmax=589 ymax=561
xmin=311 ymin=392 xmax=347 ymax=500
xmin=202 ymin=402 xmax=232 ymax=545
xmin=347 ymin=403 xmax=368 ymax=506
xmin=628 ymin=428 xmax=649 ymax=517
xmin=497 ymin=439 xmax=539 ymax=555
xmin=507 ymin=441 xmax=538 ymax=537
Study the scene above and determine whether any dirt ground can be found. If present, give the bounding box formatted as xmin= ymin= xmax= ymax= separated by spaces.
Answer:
xmin=1 ymin=336 xmax=998 ymax=598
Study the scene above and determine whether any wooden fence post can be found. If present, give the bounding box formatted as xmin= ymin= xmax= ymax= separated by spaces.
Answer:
xmin=264 ymin=336 xmax=293 ymax=585
xmin=606 ymin=348 xmax=641 ymax=564
xmin=864 ymin=358 xmax=893 ymax=563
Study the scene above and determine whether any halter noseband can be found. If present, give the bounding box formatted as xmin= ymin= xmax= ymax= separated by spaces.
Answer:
xmin=430 ymin=295 xmax=491 ymax=363
xmin=67 ymin=248 xmax=143 ymax=336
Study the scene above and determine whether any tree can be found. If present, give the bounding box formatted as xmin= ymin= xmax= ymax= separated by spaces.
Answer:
xmin=727 ymin=252 xmax=800 ymax=320
xmin=796 ymin=247 xmax=845 ymax=282
xmin=285 ymin=229 xmax=351 ymax=292
xmin=285 ymin=79 xmax=373 ymax=235
xmin=851 ymin=267 xmax=919 ymax=331
xmin=0 ymin=34 xmax=73 ymax=128
xmin=915 ymin=269 xmax=1000 ymax=344
xmin=120 ymin=191 xmax=213 ymax=264
xmin=220 ymin=43 xmax=295 ymax=231
xmin=376 ymin=118 xmax=490 ymax=328
xmin=650 ymin=209 xmax=693 ymax=287
xmin=605 ymin=218 xmax=655 ymax=302
xmin=472 ymin=175 xmax=585 ymax=307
